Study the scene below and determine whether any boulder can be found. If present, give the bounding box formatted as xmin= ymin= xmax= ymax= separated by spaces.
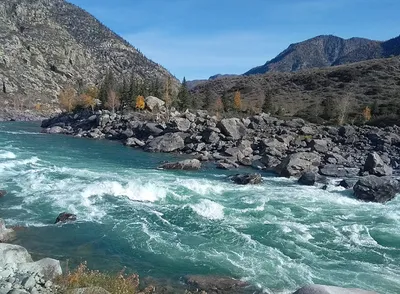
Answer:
xmin=125 ymin=137 xmax=146 ymax=147
xmin=293 ymin=284 xmax=377 ymax=294
xmin=159 ymin=159 xmax=201 ymax=170
xmin=319 ymin=165 xmax=359 ymax=178
xmin=275 ymin=152 xmax=321 ymax=177
xmin=339 ymin=179 xmax=358 ymax=189
xmin=146 ymin=133 xmax=185 ymax=153
xmin=19 ymin=258 xmax=62 ymax=280
xmin=0 ymin=190 xmax=6 ymax=197
xmin=170 ymin=118 xmax=191 ymax=132
xmin=230 ymin=173 xmax=262 ymax=185
xmin=143 ymin=123 xmax=164 ymax=136
xmin=363 ymin=152 xmax=393 ymax=177
xmin=339 ymin=125 xmax=356 ymax=137
xmin=353 ymin=175 xmax=400 ymax=203
xmin=145 ymin=96 xmax=165 ymax=112
xmin=0 ymin=219 xmax=15 ymax=242
xmin=202 ymin=130 xmax=220 ymax=144
xmin=310 ymin=139 xmax=328 ymax=153
xmin=298 ymin=172 xmax=316 ymax=186
xmin=184 ymin=275 xmax=248 ymax=294
xmin=0 ymin=243 xmax=33 ymax=265
xmin=217 ymin=118 xmax=247 ymax=140
xmin=45 ymin=126 xmax=65 ymax=134
xmin=55 ymin=212 xmax=77 ymax=224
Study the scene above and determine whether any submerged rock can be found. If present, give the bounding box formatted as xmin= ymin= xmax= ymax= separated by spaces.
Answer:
xmin=353 ymin=175 xmax=400 ymax=203
xmin=298 ymin=172 xmax=316 ymax=186
xmin=0 ymin=190 xmax=6 ymax=197
xmin=55 ymin=212 xmax=77 ymax=224
xmin=159 ymin=159 xmax=201 ymax=170
xmin=230 ymin=173 xmax=262 ymax=185
xmin=293 ymin=284 xmax=377 ymax=294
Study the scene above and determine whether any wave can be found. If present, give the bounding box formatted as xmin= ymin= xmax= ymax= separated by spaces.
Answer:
xmin=0 ymin=151 xmax=17 ymax=159
xmin=190 ymin=199 xmax=225 ymax=220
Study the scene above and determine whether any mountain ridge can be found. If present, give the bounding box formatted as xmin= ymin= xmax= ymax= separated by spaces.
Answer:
xmin=0 ymin=0 xmax=178 ymax=106
xmin=244 ymin=34 xmax=400 ymax=75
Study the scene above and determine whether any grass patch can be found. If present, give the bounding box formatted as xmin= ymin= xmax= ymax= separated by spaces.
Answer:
xmin=56 ymin=262 xmax=141 ymax=294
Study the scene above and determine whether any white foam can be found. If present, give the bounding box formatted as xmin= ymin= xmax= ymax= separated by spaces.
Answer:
xmin=0 ymin=151 xmax=16 ymax=159
xmin=176 ymin=178 xmax=226 ymax=195
xmin=190 ymin=199 xmax=225 ymax=220
xmin=82 ymin=180 xmax=167 ymax=203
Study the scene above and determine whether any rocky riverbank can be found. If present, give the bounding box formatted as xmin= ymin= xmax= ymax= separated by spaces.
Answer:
xmin=0 ymin=109 xmax=46 ymax=122
xmin=41 ymin=104 xmax=400 ymax=202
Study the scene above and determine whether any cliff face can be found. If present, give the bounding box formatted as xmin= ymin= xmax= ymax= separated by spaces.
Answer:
xmin=0 ymin=0 xmax=177 ymax=103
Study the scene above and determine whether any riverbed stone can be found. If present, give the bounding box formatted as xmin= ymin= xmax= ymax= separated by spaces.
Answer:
xmin=353 ymin=175 xmax=400 ymax=203
xmin=275 ymin=152 xmax=321 ymax=177
xmin=159 ymin=159 xmax=201 ymax=170
xmin=145 ymin=133 xmax=185 ymax=152
xmin=293 ymin=284 xmax=377 ymax=294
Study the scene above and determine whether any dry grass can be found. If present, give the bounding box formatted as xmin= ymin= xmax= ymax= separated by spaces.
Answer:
xmin=56 ymin=262 xmax=140 ymax=294
xmin=191 ymin=56 xmax=400 ymax=121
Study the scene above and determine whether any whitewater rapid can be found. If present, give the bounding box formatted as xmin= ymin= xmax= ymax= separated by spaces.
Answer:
xmin=0 ymin=122 xmax=399 ymax=293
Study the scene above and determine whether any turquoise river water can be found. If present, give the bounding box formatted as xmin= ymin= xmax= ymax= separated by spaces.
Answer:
xmin=0 ymin=122 xmax=399 ymax=293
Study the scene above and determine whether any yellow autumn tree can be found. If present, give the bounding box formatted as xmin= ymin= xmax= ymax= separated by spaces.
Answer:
xmin=59 ymin=86 xmax=77 ymax=112
xmin=233 ymin=90 xmax=242 ymax=111
xmin=135 ymin=95 xmax=145 ymax=110
xmin=363 ymin=106 xmax=372 ymax=122
xmin=80 ymin=94 xmax=96 ymax=111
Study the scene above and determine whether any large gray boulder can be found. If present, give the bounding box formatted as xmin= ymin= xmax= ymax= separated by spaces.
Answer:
xmin=159 ymin=159 xmax=201 ymax=170
xmin=145 ymin=96 xmax=165 ymax=112
xmin=275 ymin=152 xmax=321 ymax=177
xmin=217 ymin=118 xmax=247 ymax=140
xmin=45 ymin=126 xmax=65 ymax=134
xmin=353 ymin=175 xmax=400 ymax=203
xmin=319 ymin=165 xmax=359 ymax=178
xmin=169 ymin=117 xmax=191 ymax=132
xmin=184 ymin=275 xmax=248 ymax=293
xmin=363 ymin=152 xmax=393 ymax=177
xmin=298 ymin=172 xmax=316 ymax=186
xmin=0 ymin=243 xmax=33 ymax=265
xmin=293 ymin=284 xmax=377 ymax=294
xmin=19 ymin=258 xmax=62 ymax=280
xmin=0 ymin=219 xmax=15 ymax=242
xmin=146 ymin=133 xmax=185 ymax=152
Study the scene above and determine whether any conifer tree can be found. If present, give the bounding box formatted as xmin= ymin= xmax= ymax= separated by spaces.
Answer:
xmin=262 ymin=89 xmax=273 ymax=113
xmin=221 ymin=92 xmax=232 ymax=112
xmin=119 ymin=78 xmax=130 ymax=109
xmin=177 ymin=77 xmax=191 ymax=110
xmin=203 ymin=85 xmax=213 ymax=110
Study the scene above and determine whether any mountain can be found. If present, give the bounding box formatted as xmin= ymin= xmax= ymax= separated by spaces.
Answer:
xmin=245 ymin=34 xmax=400 ymax=75
xmin=192 ymin=56 xmax=400 ymax=119
xmin=186 ymin=74 xmax=238 ymax=90
xmin=0 ymin=0 xmax=177 ymax=104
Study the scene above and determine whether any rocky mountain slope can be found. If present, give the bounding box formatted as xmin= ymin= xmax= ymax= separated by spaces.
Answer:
xmin=192 ymin=56 xmax=400 ymax=117
xmin=0 ymin=0 xmax=177 ymax=104
xmin=245 ymin=34 xmax=400 ymax=75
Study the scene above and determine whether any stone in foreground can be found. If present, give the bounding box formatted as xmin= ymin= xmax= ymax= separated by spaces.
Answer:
xmin=293 ymin=284 xmax=377 ymax=294
xmin=159 ymin=159 xmax=201 ymax=170
xmin=0 ymin=243 xmax=33 ymax=265
xmin=230 ymin=173 xmax=262 ymax=185
xmin=55 ymin=212 xmax=77 ymax=224
xmin=353 ymin=175 xmax=400 ymax=203
xmin=145 ymin=96 xmax=165 ymax=112
xmin=68 ymin=287 xmax=111 ymax=294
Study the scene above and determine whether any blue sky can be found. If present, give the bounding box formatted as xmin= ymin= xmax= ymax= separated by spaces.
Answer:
xmin=69 ymin=0 xmax=400 ymax=80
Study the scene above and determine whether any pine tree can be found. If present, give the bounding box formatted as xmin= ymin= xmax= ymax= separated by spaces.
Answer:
xmin=262 ymin=89 xmax=273 ymax=113
xmin=119 ymin=78 xmax=130 ymax=109
xmin=203 ymin=85 xmax=213 ymax=110
xmin=371 ymin=100 xmax=379 ymax=116
xmin=98 ymin=70 xmax=115 ymax=107
xmin=176 ymin=77 xmax=191 ymax=110
xmin=221 ymin=92 xmax=232 ymax=112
